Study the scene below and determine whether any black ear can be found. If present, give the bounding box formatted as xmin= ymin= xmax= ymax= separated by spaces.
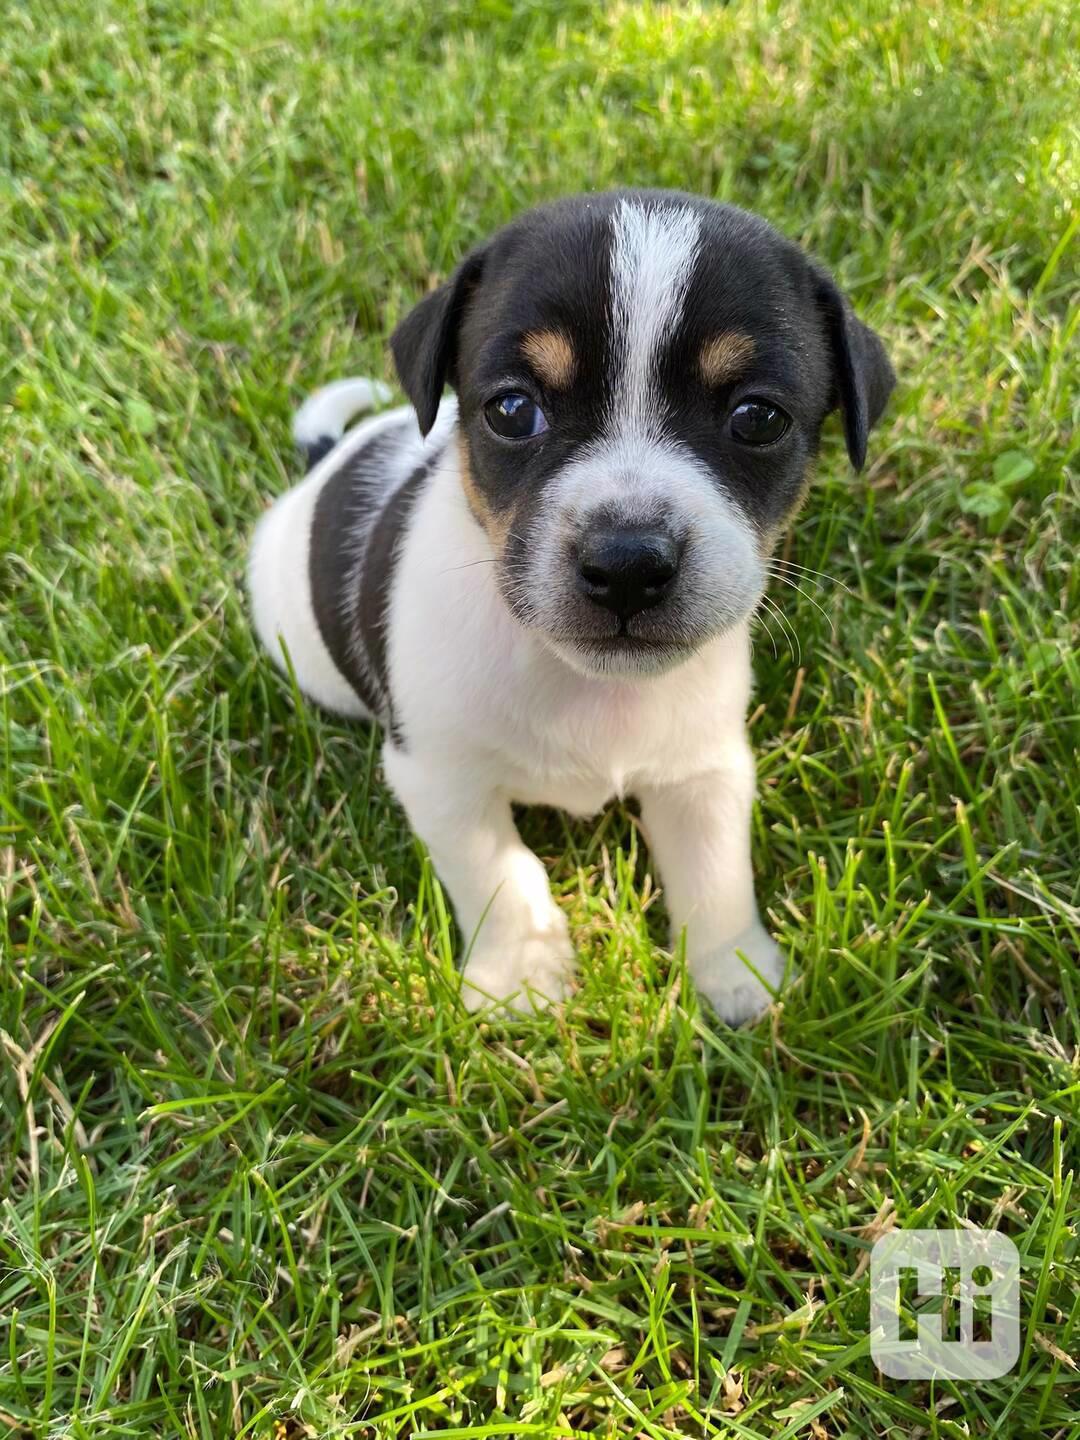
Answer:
xmin=390 ymin=248 xmax=486 ymax=436
xmin=814 ymin=273 xmax=895 ymax=471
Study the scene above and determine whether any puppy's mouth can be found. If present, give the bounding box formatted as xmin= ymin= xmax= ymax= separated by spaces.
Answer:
xmin=546 ymin=627 xmax=697 ymax=678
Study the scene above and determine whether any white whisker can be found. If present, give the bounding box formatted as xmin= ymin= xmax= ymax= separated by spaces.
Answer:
xmin=438 ymin=556 xmax=499 ymax=574
xmin=760 ymin=593 xmax=800 ymax=666
xmin=755 ymin=602 xmax=780 ymax=660
xmin=768 ymin=556 xmax=853 ymax=598
xmin=766 ymin=572 xmax=837 ymax=634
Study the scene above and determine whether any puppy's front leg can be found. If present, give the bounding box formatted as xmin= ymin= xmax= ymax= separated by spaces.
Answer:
xmin=638 ymin=747 xmax=785 ymax=1024
xmin=384 ymin=745 xmax=574 ymax=1011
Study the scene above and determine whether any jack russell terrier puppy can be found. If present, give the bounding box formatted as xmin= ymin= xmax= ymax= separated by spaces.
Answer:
xmin=248 ymin=189 xmax=894 ymax=1021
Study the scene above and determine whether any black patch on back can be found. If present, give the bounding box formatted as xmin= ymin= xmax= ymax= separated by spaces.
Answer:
xmin=309 ymin=434 xmax=401 ymax=719
xmin=358 ymin=449 xmax=443 ymax=744
xmin=309 ymin=429 xmax=443 ymax=743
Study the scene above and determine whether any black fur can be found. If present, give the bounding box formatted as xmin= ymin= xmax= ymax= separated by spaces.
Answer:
xmin=357 ymin=448 xmax=444 ymax=742
xmin=309 ymin=434 xmax=402 ymax=720
xmin=812 ymin=271 xmax=896 ymax=471
xmin=302 ymin=434 xmax=341 ymax=472
xmin=391 ymin=250 xmax=487 ymax=437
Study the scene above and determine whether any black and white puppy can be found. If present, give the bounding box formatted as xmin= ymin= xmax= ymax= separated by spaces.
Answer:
xmin=249 ymin=189 xmax=894 ymax=1021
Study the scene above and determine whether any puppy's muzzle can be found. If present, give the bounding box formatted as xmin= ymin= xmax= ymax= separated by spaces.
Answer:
xmin=576 ymin=524 xmax=680 ymax=621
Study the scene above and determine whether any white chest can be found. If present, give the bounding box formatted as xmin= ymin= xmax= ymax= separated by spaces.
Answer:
xmin=389 ymin=464 xmax=755 ymax=808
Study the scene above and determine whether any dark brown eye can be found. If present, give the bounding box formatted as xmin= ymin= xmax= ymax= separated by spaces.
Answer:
xmin=484 ymin=392 xmax=548 ymax=439
xmin=730 ymin=399 xmax=790 ymax=446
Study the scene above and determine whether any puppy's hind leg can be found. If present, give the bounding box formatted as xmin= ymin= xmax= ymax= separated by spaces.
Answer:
xmin=384 ymin=744 xmax=575 ymax=1011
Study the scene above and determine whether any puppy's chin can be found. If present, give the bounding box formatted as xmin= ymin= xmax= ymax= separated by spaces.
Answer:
xmin=544 ymin=634 xmax=697 ymax=680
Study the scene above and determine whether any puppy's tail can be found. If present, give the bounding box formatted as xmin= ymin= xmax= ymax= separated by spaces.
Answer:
xmin=292 ymin=377 xmax=394 ymax=470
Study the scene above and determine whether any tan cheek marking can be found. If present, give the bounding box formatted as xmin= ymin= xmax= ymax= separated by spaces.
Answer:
xmin=458 ymin=433 xmax=511 ymax=551
xmin=520 ymin=329 xmax=576 ymax=389
xmin=699 ymin=331 xmax=755 ymax=387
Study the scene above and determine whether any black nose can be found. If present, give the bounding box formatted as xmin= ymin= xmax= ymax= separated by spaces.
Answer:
xmin=577 ymin=526 xmax=680 ymax=620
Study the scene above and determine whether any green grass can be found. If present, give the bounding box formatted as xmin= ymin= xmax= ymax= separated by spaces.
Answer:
xmin=2 ymin=0 xmax=1078 ymax=1434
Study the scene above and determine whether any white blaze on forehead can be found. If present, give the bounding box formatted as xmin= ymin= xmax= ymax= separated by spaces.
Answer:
xmin=608 ymin=199 xmax=701 ymax=438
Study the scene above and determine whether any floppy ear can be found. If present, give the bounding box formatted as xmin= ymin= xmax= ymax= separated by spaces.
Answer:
xmin=814 ymin=273 xmax=895 ymax=471
xmin=390 ymin=247 xmax=486 ymax=436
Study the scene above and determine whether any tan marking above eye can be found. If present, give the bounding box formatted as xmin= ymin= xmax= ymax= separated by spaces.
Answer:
xmin=699 ymin=332 xmax=755 ymax=386
xmin=520 ymin=329 xmax=576 ymax=389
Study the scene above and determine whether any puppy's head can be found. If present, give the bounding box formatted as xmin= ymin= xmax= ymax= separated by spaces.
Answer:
xmin=392 ymin=190 xmax=894 ymax=678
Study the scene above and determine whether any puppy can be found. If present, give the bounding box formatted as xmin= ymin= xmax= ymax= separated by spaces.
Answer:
xmin=248 ymin=190 xmax=894 ymax=1021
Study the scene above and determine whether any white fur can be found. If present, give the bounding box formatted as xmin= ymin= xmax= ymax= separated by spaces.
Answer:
xmin=608 ymin=199 xmax=700 ymax=439
xmin=251 ymin=384 xmax=785 ymax=1022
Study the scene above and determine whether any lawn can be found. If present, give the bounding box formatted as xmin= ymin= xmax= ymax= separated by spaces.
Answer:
xmin=1 ymin=0 xmax=1078 ymax=1435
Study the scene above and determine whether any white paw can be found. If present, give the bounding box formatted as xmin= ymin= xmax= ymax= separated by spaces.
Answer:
xmin=461 ymin=922 xmax=575 ymax=1013
xmin=690 ymin=920 xmax=787 ymax=1025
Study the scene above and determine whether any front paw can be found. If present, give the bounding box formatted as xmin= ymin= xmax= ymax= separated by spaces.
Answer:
xmin=690 ymin=920 xmax=787 ymax=1025
xmin=461 ymin=921 xmax=575 ymax=1013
